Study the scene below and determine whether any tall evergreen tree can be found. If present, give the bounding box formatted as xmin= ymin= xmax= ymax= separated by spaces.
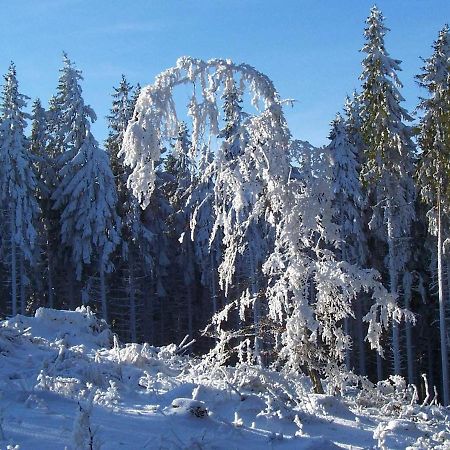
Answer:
xmin=45 ymin=54 xmax=97 ymax=308
xmin=51 ymin=55 xmax=121 ymax=320
xmin=328 ymin=112 xmax=367 ymax=371
xmin=165 ymin=122 xmax=197 ymax=341
xmin=360 ymin=6 xmax=416 ymax=376
xmin=106 ymin=75 xmax=134 ymax=189
xmin=416 ymin=25 xmax=450 ymax=405
xmin=0 ymin=63 xmax=40 ymax=316
xmin=329 ymin=113 xmax=366 ymax=266
xmin=343 ymin=92 xmax=365 ymax=161
xmin=343 ymin=94 xmax=372 ymax=376
xmin=29 ymin=98 xmax=54 ymax=307
xmin=105 ymin=75 xmax=152 ymax=341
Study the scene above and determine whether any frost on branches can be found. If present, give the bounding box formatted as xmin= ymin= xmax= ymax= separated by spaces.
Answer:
xmin=121 ymin=56 xmax=412 ymax=382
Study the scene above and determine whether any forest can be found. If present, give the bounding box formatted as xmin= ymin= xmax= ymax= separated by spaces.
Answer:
xmin=0 ymin=4 xmax=449 ymax=417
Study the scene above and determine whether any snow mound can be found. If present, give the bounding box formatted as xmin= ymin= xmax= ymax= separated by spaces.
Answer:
xmin=168 ymin=398 xmax=208 ymax=417
xmin=309 ymin=394 xmax=355 ymax=419
xmin=4 ymin=306 xmax=112 ymax=350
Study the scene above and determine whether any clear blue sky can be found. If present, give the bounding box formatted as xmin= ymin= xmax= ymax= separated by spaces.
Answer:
xmin=0 ymin=0 xmax=449 ymax=146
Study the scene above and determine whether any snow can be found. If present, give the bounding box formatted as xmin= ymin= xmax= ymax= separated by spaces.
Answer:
xmin=0 ymin=308 xmax=449 ymax=449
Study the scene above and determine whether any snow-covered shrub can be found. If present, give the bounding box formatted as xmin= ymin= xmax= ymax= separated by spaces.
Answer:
xmin=93 ymin=381 xmax=120 ymax=408
xmin=373 ymin=421 xmax=389 ymax=450
xmin=356 ymin=375 xmax=417 ymax=415
xmin=36 ymin=371 xmax=85 ymax=399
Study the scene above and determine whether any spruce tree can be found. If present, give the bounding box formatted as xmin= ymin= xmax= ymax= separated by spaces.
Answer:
xmin=0 ymin=63 xmax=40 ymax=315
xmin=106 ymin=75 xmax=134 ymax=190
xmin=329 ymin=113 xmax=366 ymax=266
xmin=328 ymin=112 xmax=367 ymax=371
xmin=30 ymin=98 xmax=54 ymax=307
xmin=416 ymin=25 xmax=450 ymax=405
xmin=360 ymin=6 xmax=416 ymax=376
xmin=105 ymin=75 xmax=152 ymax=341
xmin=343 ymin=94 xmax=371 ymax=376
xmin=51 ymin=55 xmax=121 ymax=320
xmin=165 ymin=122 xmax=196 ymax=341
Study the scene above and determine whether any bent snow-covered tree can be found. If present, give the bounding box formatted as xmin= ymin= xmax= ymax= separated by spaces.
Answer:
xmin=121 ymin=56 xmax=411 ymax=384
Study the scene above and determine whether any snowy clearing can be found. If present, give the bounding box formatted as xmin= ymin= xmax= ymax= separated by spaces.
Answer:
xmin=0 ymin=308 xmax=448 ymax=449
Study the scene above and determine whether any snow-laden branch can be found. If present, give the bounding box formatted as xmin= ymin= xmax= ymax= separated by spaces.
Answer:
xmin=120 ymin=56 xmax=284 ymax=208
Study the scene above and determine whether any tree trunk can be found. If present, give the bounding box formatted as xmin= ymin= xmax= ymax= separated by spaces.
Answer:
xmin=47 ymin=237 xmax=54 ymax=308
xmin=249 ymin=246 xmax=262 ymax=365
xmin=147 ymin=275 xmax=154 ymax=344
xmin=355 ymin=295 xmax=366 ymax=376
xmin=377 ymin=352 xmax=383 ymax=381
xmin=210 ymin=251 xmax=217 ymax=315
xmin=159 ymin=295 xmax=165 ymax=344
xmin=129 ymin=253 xmax=137 ymax=342
xmin=340 ymin=206 xmax=352 ymax=371
xmin=437 ymin=189 xmax=449 ymax=405
xmin=10 ymin=215 xmax=17 ymax=317
xmin=100 ymin=261 xmax=108 ymax=322
xmin=427 ymin=330 xmax=434 ymax=392
xmin=386 ymin=201 xmax=401 ymax=375
xmin=20 ymin=253 xmax=26 ymax=315
xmin=309 ymin=368 xmax=324 ymax=394
xmin=186 ymin=287 xmax=193 ymax=340
xmin=344 ymin=317 xmax=351 ymax=370
xmin=403 ymin=272 xmax=414 ymax=385
xmin=68 ymin=269 xmax=75 ymax=310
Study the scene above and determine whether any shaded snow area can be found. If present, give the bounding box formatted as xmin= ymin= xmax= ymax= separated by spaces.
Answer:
xmin=0 ymin=309 xmax=449 ymax=449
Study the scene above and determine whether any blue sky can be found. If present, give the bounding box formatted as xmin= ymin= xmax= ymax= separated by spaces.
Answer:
xmin=0 ymin=0 xmax=449 ymax=146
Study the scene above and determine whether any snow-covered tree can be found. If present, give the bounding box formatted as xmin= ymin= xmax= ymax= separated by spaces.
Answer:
xmin=106 ymin=75 xmax=134 ymax=190
xmin=121 ymin=57 xmax=410 ymax=385
xmin=29 ymin=98 xmax=55 ymax=308
xmin=164 ymin=122 xmax=197 ymax=340
xmin=30 ymin=99 xmax=50 ymax=180
xmin=328 ymin=113 xmax=366 ymax=266
xmin=51 ymin=55 xmax=121 ymax=320
xmin=0 ymin=63 xmax=40 ymax=316
xmin=327 ymin=112 xmax=367 ymax=371
xmin=416 ymin=25 xmax=450 ymax=405
xmin=105 ymin=75 xmax=152 ymax=342
xmin=359 ymin=6 xmax=416 ymax=376
xmin=343 ymin=92 xmax=365 ymax=162
xmin=187 ymin=146 xmax=222 ymax=317
xmin=45 ymin=54 xmax=98 ymax=309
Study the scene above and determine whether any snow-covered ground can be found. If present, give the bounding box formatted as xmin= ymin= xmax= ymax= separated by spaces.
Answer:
xmin=0 ymin=308 xmax=448 ymax=449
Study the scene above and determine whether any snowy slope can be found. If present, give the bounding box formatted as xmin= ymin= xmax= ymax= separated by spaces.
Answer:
xmin=0 ymin=308 xmax=448 ymax=449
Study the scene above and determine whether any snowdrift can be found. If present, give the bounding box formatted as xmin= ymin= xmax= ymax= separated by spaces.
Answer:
xmin=0 ymin=308 xmax=448 ymax=449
